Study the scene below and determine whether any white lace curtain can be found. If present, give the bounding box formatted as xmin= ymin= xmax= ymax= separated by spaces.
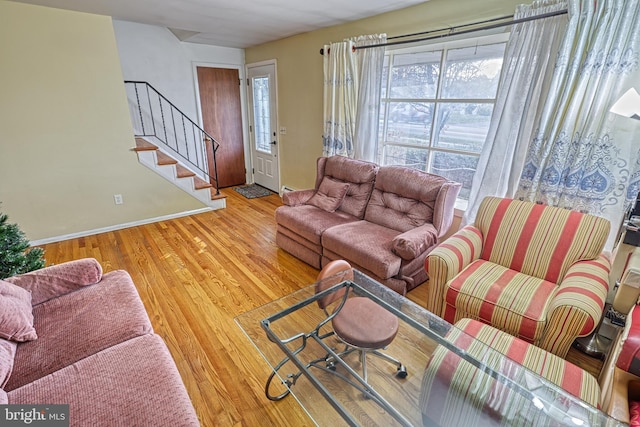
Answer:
xmin=322 ymin=34 xmax=386 ymax=160
xmin=463 ymin=0 xmax=569 ymax=224
xmin=515 ymin=0 xmax=640 ymax=249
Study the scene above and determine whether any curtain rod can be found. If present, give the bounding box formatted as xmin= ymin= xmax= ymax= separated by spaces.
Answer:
xmin=319 ymin=9 xmax=568 ymax=55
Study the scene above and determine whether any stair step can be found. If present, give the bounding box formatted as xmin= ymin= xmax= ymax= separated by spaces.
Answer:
xmin=176 ymin=164 xmax=196 ymax=178
xmin=134 ymin=138 xmax=158 ymax=151
xmin=156 ymin=151 xmax=178 ymax=166
xmin=194 ymin=176 xmax=213 ymax=190
xmin=210 ymin=188 xmax=226 ymax=200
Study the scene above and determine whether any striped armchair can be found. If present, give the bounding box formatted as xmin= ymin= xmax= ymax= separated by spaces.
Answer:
xmin=425 ymin=196 xmax=611 ymax=358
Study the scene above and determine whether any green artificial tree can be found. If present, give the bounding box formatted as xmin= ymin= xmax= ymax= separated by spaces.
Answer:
xmin=0 ymin=209 xmax=45 ymax=279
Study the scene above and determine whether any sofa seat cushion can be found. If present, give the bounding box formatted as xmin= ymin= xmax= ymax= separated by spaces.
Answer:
xmin=275 ymin=205 xmax=359 ymax=245
xmin=7 ymin=334 xmax=199 ymax=427
xmin=5 ymin=270 xmax=153 ymax=391
xmin=323 ymin=221 xmax=402 ymax=280
xmin=445 ymin=260 xmax=557 ymax=343
xmin=420 ymin=318 xmax=600 ymax=426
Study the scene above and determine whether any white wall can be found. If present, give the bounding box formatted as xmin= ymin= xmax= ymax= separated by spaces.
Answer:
xmin=113 ymin=20 xmax=244 ymax=124
xmin=112 ymin=20 xmax=251 ymax=183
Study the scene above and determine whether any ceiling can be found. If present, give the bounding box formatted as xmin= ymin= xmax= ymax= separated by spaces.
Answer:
xmin=11 ymin=0 xmax=427 ymax=48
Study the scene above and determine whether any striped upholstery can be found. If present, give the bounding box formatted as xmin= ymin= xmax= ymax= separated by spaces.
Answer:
xmin=420 ymin=319 xmax=601 ymax=427
xmin=474 ymin=197 xmax=609 ymax=284
xmin=426 ymin=197 xmax=610 ymax=358
xmin=445 ymin=259 xmax=557 ymax=343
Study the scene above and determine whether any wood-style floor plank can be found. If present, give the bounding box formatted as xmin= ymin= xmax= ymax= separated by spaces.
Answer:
xmin=37 ymin=187 xmax=603 ymax=426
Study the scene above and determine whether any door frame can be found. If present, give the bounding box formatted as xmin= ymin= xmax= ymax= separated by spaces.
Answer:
xmin=246 ymin=59 xmax=280 ymax=191
xmin=192 ymin=61 xmax=252 ymax=185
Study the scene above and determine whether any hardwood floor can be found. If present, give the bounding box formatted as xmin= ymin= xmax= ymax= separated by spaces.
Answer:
xmin=37 ymin=188 xmax=603 ymax=426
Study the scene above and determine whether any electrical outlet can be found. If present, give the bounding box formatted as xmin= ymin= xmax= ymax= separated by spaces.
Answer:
xmin=279 ymin=127 xmax=287 ymax=134
xmin=114 ymin=194 xmax=123 ymax=205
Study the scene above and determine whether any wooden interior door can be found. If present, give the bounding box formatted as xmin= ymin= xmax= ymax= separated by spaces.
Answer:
xmin=197 ymin=67 xmax=245 ymax=188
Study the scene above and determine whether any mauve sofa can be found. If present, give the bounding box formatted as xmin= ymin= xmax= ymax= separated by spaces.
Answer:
xmin=276 ymin=156 xmax=461 ymax=294
xmin=0 ymin=258 xmax=199 ymax=426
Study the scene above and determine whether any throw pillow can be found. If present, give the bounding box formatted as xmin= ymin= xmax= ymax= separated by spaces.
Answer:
xmin=307 ymin=177 xmax=350 ymax=213
xmin=0 ymin=280 xmax=37 ymax=342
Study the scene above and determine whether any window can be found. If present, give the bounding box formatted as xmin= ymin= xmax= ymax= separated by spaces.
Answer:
xmin=378 ymin=34 xmax=509 ymax=206
xmin=252 ymin=76 xmax=271 ymax=152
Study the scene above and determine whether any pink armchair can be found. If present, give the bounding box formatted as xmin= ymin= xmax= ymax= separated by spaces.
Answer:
xmin=425 ymin=196 xmax=611 ymax=357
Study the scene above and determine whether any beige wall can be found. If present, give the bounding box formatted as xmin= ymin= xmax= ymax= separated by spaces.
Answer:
xmin=0 ymin=1 xmax=204 ymax=242
xmin=246 ymin=0 xmax=522 ymax=191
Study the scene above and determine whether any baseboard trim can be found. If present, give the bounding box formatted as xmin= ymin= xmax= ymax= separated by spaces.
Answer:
xmin=30 ymin=207 xmax=214 ymax=246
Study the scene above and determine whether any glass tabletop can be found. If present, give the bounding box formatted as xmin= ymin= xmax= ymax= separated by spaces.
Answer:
xmin=235 ymin=269 xmax=623 ymax=426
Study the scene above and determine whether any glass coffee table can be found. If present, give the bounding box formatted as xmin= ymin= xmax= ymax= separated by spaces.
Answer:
xmin=235 ymin=269 xmax=623 ymax=426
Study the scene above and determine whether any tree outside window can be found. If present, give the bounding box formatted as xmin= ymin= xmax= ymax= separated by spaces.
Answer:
xmin=378 ymin=34 xmax=508 ymax=204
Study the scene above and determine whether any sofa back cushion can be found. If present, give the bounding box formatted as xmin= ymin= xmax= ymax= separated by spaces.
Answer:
xmin=316 ymin=156 xmax=378 ymax=219
xmin=475 ymin=196 xmax=610 ymax=283
xmin=364 ymin=166 xmax=452 ymax=232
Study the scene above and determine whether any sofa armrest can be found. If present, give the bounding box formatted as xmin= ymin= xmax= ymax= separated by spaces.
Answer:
xmin=392 ymin=223 xmax=438 ymax=261
xmin=540 ymin=254 xmax=610 ymax=357
xmin=432 ymin=181 xmax=462 ymax=238
xmin=282 ymin=189 xmax=315 ymax=206
xmin=4 ymin=258 xmax=103 ymax=306
xmin=425 ymin=225 xmax=483 ymax=316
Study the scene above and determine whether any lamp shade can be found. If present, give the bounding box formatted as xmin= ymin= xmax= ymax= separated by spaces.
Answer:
xmin=610 ymin=88 xmax=640 ymax=120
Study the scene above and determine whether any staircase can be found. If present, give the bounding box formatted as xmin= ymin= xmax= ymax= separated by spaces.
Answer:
xmin=133 ymin=138 xmax=226 ymax=209
xmin=125 ymin=81 xmax=225 ymax=210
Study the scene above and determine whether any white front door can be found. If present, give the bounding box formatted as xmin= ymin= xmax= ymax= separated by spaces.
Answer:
xmin=247 ymin=62 xmax=279 ymax=193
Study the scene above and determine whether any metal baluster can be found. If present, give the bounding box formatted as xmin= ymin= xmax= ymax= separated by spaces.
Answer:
xmin=134 ymin=84 xmax=145 ymax=135
xmin=145 ymin=84 xmax=157 ymax=137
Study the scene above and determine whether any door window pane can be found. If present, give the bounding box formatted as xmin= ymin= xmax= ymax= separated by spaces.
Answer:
xmin=252 ymin=76 xmax=271 ymax=152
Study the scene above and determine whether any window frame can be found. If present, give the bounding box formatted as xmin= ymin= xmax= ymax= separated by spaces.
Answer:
xmin=378 ymin=32 xmax=511 ymax=209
